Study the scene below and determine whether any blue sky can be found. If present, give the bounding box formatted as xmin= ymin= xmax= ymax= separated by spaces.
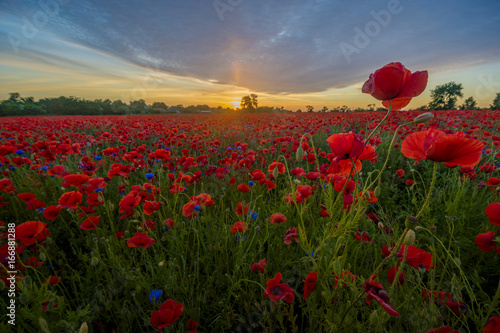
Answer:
xmin=1 ymin=0 xmax=499 ymax=109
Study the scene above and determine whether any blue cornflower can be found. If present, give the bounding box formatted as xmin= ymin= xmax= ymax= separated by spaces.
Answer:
xmin=247 ymin=210 xmax=258 ymax=220
xmin=36 ymin=208 xmax=45 ymax=214
xmin=112 ymin=152 xmax=117 ymax=156
xmin=145 ymin=173 xmax=154 ymax=180
xmin=214 ymin=148 xmax=217 ymax=151
xmin=306 ymin=249 xmax=315 ymax=257
xmin=16 ymin=150 xmax=25 ymax=155
xmin=149 ymin=289 xmax=162 ymax=304
xmin=237 ymin=146 xmax=242 ymax=149
xmin=95 ymin=156 xmax=102 ymax=160
xmin=9 ymin=166 xmax=15 ymax=170
xmin=41 ymin=165 xmax=49 ymax=171
xmin=94 ymin=188 xmax=104 ymax=193
xmin=248 ymin=181 xmax=254 ymax=186
xmin=194 ymin=205 xmax=201 ymax=211
xmin=237 ymin=235 xmax=247 ymax=241
xmin=227 ymin=147 xmax=232 ymax=150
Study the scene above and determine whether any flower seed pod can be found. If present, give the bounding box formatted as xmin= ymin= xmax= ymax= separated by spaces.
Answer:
xmin=296 ymin=147 xmax=304 ymax=161
xmin=404 ymin=229 xmax=416 ymax=245
xmin=405 ymin=216 xmax=418 ymax=228
xmin=413 ymin=112 xmax=434 ymax=124
xmin=90 ymin=257 xmax=99 ymax=266
xmin=333 ymin=260 xmax=342 ymax=277
xmin=272 ymin=166 xmax=279 ymax=179
xmin=374 ymin=186 xmax=381 ymax=197
xmin=79 ymin=322 xmax=89 ymax=333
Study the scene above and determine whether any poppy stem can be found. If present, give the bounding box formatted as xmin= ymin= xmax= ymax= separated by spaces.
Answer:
xmin=415 ymin=162 xmax=438 ymax=219
xmin=365 ymin=100 xmax=391 ymax=143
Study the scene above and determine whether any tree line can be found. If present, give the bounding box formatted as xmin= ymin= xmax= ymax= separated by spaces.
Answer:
xmin=1 ymin=84 xmax=499 ymax=116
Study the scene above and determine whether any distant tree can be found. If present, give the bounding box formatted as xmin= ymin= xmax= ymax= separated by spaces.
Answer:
xmin=491 ymin=92 xmax=500 ymax=110
xmin=415 ymin=105 xmax=428 ymax=111
xmin=376 ymin=107 xmax=388 ymax=111
xmin=367 ymin=103 xmax=376 ymax=111
xmin=152 ymin=101 xmax=168 ymax=109
xmin=296 ymin=109 xmax=302 ymax=113
xmin=340 ymin=105 xmax=351 ymax=113
xmin=460 ymin=96 xmax=478 ymax=110
xmin=306 ymin=105 xmax=314 ymax=113
xmin=428 ymin=82 xmax=463 ymax=110
xmin=321 ymin=106 xmax=328 ymax=112
xmin=240 ymin=95 xmax=253 ymax=110
xmin=250 ymin=94 xmax=258 ymax=109
xmin=8 ymin=92 xmax=20 ymax=103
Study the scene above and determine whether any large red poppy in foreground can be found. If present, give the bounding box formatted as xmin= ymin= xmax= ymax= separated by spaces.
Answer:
xmin=401 ymin=128 xmax=484 ymax=167
xmin=362 ymin=62 xmax=428 ymax=110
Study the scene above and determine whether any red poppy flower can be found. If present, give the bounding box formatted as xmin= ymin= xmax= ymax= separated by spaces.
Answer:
xmin=362 ymin=62 xmax=428 ymax=110
xmin=268 ymin=162 xmax=285 ymax=175
xmin=80 ymin=216 xmax=100 ymax=230
xmin=333 ymin=271 xmax=356 ymax=290
xmin=115 ymin=231 xmax=125 ymax=239
xmin=237 ymin=184 xmax=250 ymax=192
xmin=363 ymin=274 xmax=399 ymax=316
xmin=15 ymin=221 xmax=50 ymax=246
xmin=230 ymin=221 xmax=248 ymax=233
xmin=396 ymin=169 xmax=405 ymax=177
xmin=144 ymin=201 xmax=161 ymax=215
xmin=284 ymin=227 xmax=299 ymax=245
xmin=18 ymin=192 xmax=36 ymax=202
xmin=263 ymin=272 xmax=295 ymax=305
xmin=126 ymin=232 xmax=155 ymax=249
xmin=270 ymin=213 xmax=287 ymax=224
xmin=251 ymin=258 xmax=268 ymax=273
xmin=398 ymin=244 xmax=433 ymax=271
xmin=234 ymin=202 xmax=249 ymax=216
xmin=483 ymin=315 xmax=500 ymax=333
xmin=150 ymin=299 xmax=184 ymax=332
xmin=326 ymin=132 xmax=365 ymax=160
xmin=63 ymin=174 xmax=90 ymax=187
xmin=387 ymin=266 xmax=405 ymax=286
xmin=265 ymin=180 xmax=276 ymax=190
xmin=401 ymin=128 xmax=484 ymax=167
xmin=425 ymin=326 xmax=457 ymax=333
xmin=474 ymin=232 xmax=500 ymax=254
xmin=58 ymin=191 xmax=83 ymax=209
xmin=182 ymin=202 xmax=197 ymax=218
xmin=44 ymin=276 xmax=61 ymax=285
xmin=303 ymin=272 xmax=317 ymax=300
xmin=406 ymin=179 xmax=415 ymax=186
xmin=186 ymin=318 xmax=199 ymax=333
xmin=485 ymin=203 xmax=500 ymax=225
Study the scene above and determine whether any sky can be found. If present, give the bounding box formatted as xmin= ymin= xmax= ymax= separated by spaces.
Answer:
xmin=1 ymin=0 xmax=500 ymax=110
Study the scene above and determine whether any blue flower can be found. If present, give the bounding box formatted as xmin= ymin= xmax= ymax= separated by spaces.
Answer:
xmin=194 ymin=205 xmax=201 ymax=211
xmin=36 ymin=208 xmax=45 ymax=214
xmin=306 ymin=249 xmax=315 ymax=257
xmin=248 ymin=181 xmax=254 ymax=186
xmin=145 ymin=173 xmax=154 ymax=179
xmin=95 ymin=156 xmax=102 ymax=160
xmin=237 ymin=235 xmax=247 ymax=241
xmin=112 ymin=152 xmax=117 ymax=156
xmin=15 ymin=150 xmax=25 ymax=155
xmin=149 ymin=289 xmax=162 ymax=303
xmin=41 ymin=165 xmax=49 ymax=171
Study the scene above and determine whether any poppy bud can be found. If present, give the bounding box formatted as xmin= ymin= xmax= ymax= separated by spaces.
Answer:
xmin=374 ymin=186 xmax=381 ymax=197
xmin=405 ymin=216 xmax=419 ymax=228
xmin=272 ymin=167 xmax=279 ymax=179
xmin=404 ymin=229 xmax=416 ymax=245
xmin=293 ymin=179 xmax=301 ymax=184
xmin=39 ymin=317 xmax=50 ymax=333
xmin=48 ymin=299 xmax=55 ymax=310
xmin=90 ymin=257 xmax=99 ymax=266
xmin=39 ymin=252 xmax=46 ymax=261
xmin=377 ymin=222 xmax=384 ymax=229
xmin=24 ymin=276 xmax=32 ymax=286
xmin=413 ymin=112 xmax=434 ymax=124
xmin=79 ymin=322 xmax=89 ymax=333
xmin=454 ymin=258 xmax=461 ymax=267
xmin=296 ymin=147 xmax=304 ymax=161
xmin=108 ymin=202 xmax=114 ymax=211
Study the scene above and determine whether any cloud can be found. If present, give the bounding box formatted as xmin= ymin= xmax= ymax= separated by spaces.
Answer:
xmin=1 ymin=0 xmax=499 ymax=94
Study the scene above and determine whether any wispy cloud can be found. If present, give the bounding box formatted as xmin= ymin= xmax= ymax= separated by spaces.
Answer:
xmin=1 ymin=0 xmax=499 ymax=97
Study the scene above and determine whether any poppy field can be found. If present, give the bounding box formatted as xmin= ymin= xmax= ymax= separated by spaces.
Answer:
xmin=1 ymin=64 xmax=500 ymax=333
